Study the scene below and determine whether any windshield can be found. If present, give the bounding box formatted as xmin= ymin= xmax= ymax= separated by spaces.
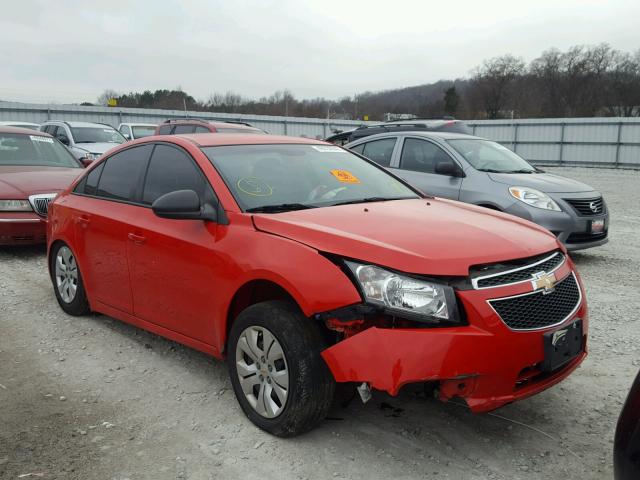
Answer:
xmin=71 ymin=126 xmax=126 ymax=144
xmin=447 ymin=139 xmax=536 ymax=173
xmin=0 ymin=133 xmax=81 ymax=168
xmin=203 ymin=144 xmax=419 ymax=212
xmin=131 ymin=126 xmax=156 ymax=138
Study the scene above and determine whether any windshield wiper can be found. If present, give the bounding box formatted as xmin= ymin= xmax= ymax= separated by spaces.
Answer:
xmin=331 ymin=196 xmax=415 ymax=207
xmin=246 ymin=203 xmax=316 ymax=213
xmin=506 ymin=169 xmax=535 ymax=174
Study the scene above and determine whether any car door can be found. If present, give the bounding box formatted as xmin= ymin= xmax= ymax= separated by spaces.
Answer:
xmin=127 ymin=143 xmax=221 ymax=343
xmin=389 ymin=137 xmax=463 ymax=199
xmin=72 ymin=144 xmax=153 ymax=313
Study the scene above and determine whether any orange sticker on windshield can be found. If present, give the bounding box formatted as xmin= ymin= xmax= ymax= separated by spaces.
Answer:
xmin=330 ymin=169 xmax=361 ymax=184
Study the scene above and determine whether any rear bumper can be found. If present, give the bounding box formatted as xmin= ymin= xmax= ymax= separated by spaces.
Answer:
xmin=0 ymin=213 xmax=47 ymax=245
xmin=321 ymin=262 xmax=588 ymax=413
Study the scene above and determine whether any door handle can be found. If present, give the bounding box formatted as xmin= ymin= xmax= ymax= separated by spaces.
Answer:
xmin=74 ymin=215 xmax=90 ymax=227
xmin=127 ymin=233 xmax=147 ymax=245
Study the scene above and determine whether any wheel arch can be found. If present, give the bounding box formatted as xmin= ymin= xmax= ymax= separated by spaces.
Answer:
xmin=223 ymin=279 xmax=302 ymax=354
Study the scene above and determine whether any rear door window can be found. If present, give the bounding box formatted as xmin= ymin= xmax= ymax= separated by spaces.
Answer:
xmin=141 ymin=144 xmax=206 ymax=205
xmin=95 ymin=145 xmax=153 ymax=202
xmin=360 ymin=138 xmax=396 ymax=167
xmin=399 ymin=138 xmax=454 ymax=174
xmin=194 ymin=126 xmax=210 ymax=133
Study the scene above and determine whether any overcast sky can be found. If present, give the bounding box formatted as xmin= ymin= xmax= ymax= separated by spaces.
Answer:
xmin=1 ymin=0 xmax=639 ymax=104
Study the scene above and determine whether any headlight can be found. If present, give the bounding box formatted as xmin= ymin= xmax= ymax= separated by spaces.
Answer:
xmin=345 ymin=261 xmax=460 ymax=324
xmin=0 ymin=200 xmax=33 ymax=212
xmin=509 ymin=186 xmax=561 ymax=211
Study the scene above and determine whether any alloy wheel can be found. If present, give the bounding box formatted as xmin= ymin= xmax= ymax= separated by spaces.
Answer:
xmin=55 ymin=246 xmax=78 ymax=303
xmin=235 ymin=325 xmax=289 ymax=418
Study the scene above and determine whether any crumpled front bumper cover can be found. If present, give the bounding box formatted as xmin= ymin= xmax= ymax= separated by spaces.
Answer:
xmin=321 ymin=322 xmax=587 ymax=413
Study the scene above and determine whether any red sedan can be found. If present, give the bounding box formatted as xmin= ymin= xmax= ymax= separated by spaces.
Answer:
xmin=0 ymin=127 xmax=84 ymax=245
xmin=47 ymin=133 xmax=588 ymax=436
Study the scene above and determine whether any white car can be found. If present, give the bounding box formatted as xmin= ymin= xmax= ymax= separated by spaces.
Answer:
xmin=118 ymin=123 xmax=157 ymax=140
xmin=0 ymin=121 xmax=40 ymax=131
xmin=40 ymin=121 xmax=126 ymax=162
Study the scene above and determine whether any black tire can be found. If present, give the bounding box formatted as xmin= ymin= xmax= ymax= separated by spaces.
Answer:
xmin=50 ymin=242 xmax=90 ymax=316
xmin=227 ymin=300 xmax=335 ymax=437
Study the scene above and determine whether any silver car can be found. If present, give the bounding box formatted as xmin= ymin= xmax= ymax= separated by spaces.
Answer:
xmin=40 ymin=121 xmax=126 ymax=162
xmin=346 ymin=132 xmax=608 ymax=250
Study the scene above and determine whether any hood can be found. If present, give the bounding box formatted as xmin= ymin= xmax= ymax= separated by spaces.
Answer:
xmin=0 ymin=166 xmax=82 ymax=198
xmin=74 ymin=142 xmax=121 ymax=155
xmin=487 ymin=172 xmax=595 ymax=193
xmin=252 ymin=199 xmax=559 ymax=276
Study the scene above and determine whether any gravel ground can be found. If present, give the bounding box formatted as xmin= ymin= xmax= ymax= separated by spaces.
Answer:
xmin=1 ymin=167 xmax=639 ymax=480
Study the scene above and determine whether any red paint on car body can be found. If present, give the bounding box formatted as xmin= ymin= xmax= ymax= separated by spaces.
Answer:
xmin=47 ymin=133 xmax=587 ymax=413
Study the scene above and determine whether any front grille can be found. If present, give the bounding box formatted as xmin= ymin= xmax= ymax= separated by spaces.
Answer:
xmin=473 ymin=252 xmax=565 ymax=289
xmin=28 ymin=193 xmax=57 ymax=218
xmin=489 ymin=273 xmax=581 ymax=330
xmin=564 ymin=197 xmax=605 ymax=216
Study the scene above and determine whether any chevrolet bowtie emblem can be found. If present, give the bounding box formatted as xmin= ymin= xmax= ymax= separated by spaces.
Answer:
xmin=531 ymin=271 xmax=557 ymax=294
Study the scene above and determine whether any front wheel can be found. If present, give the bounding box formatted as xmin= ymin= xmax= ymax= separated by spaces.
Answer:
xmin=50 ymin=242 xmax=90 ymax=316
xmin=227 ymin=300 xmax=335 ymax=437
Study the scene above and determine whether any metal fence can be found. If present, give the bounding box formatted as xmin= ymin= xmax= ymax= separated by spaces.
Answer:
xmin=0 ymin=101 xmax=370 ymax=139
xmin=2 ymin=102 xmax=639 ymax=168
xmin=466 ymin=118 xmax=640 ymax=169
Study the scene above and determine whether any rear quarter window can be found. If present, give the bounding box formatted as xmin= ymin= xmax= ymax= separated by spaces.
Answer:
xmin=158 ymin=125 xmax=172 ymax=135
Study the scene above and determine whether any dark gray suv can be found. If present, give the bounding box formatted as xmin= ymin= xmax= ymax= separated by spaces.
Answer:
xmin=346 ymin=131 xmax=609 ymax=250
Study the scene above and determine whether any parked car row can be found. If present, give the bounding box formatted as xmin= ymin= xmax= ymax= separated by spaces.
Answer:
xmin=1 ymin=118 xmax=632 ymax=475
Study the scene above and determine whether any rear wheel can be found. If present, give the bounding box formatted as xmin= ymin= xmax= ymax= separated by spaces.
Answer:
xmin=51 ymin=243 xmax=90 ymax=316
xmin=227 ymin=300 xmax=335 ymax=437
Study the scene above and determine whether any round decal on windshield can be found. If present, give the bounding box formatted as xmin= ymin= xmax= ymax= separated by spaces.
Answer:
xmin=237 ymin=177 xmax=273 ymax=196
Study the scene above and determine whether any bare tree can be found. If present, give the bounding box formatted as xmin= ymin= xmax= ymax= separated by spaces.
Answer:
xmin=470 ymin=55 xmax=525 ymax=118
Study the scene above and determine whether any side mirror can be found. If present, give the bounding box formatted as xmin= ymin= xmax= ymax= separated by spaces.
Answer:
xmin=151 ymin=189 xmax=218 ymax=222
xmin=122 ymin=133 xmax=131 ymax=140
xmin=435 ymin=161 xmax=461 ymax=177
xmin=58 ymin=135 xmax=70 ymax=146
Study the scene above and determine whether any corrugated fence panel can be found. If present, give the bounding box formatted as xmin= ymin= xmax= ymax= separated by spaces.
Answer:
xmin=517 ymin=124 xmax=562 ymax=142
xmin=467 ymin=118 xmax=640 ymax=169
xmin=3 ymin=102 xmax=640 ymax=168
xmin=619 ymin=146 xmax=640 ymax=165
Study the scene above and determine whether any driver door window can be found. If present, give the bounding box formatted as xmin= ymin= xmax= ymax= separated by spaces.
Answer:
xmin=141 ymin=144 xmax=208 ymax=205
xmin=400 ymin=138 xmax=455 ymax=175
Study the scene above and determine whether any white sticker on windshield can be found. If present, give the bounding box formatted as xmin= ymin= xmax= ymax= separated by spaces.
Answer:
xmin=103 ymin=129 xmax=113 ymax=133
xmin=30 ymin=135 xmax=54 ymax=143
xmin=311 ymin=145 xmax=346 ymax=153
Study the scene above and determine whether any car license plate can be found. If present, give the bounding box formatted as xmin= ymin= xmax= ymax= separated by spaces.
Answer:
xmin=590 ymin=219 xmax=605 ymax=234
xmin=541 ymin=320 xmax=583 ymax=372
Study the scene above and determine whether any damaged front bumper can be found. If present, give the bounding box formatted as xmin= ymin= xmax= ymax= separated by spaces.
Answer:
xmin=320 ymin=263 xmax=588 ymax=413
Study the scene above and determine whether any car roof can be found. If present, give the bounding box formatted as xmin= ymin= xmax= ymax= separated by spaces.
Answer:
xmin=0 ymin=125 xmax=50 ymax=135
xmin=0 ymin=121 xmax=40 ymax=126
xmin=174 ymin=133 xmax=327 ymax=147
xmin=44 ymin=120 xmax=114 ymax=128
xmin=161 ymin=119 xmax=258 ymax=129
xmin=346 ymin=131 xmax=480 ymax=144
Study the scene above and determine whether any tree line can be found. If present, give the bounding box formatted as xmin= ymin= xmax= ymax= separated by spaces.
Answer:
xmin=95 ymin=43 xmax=640 ymax=121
